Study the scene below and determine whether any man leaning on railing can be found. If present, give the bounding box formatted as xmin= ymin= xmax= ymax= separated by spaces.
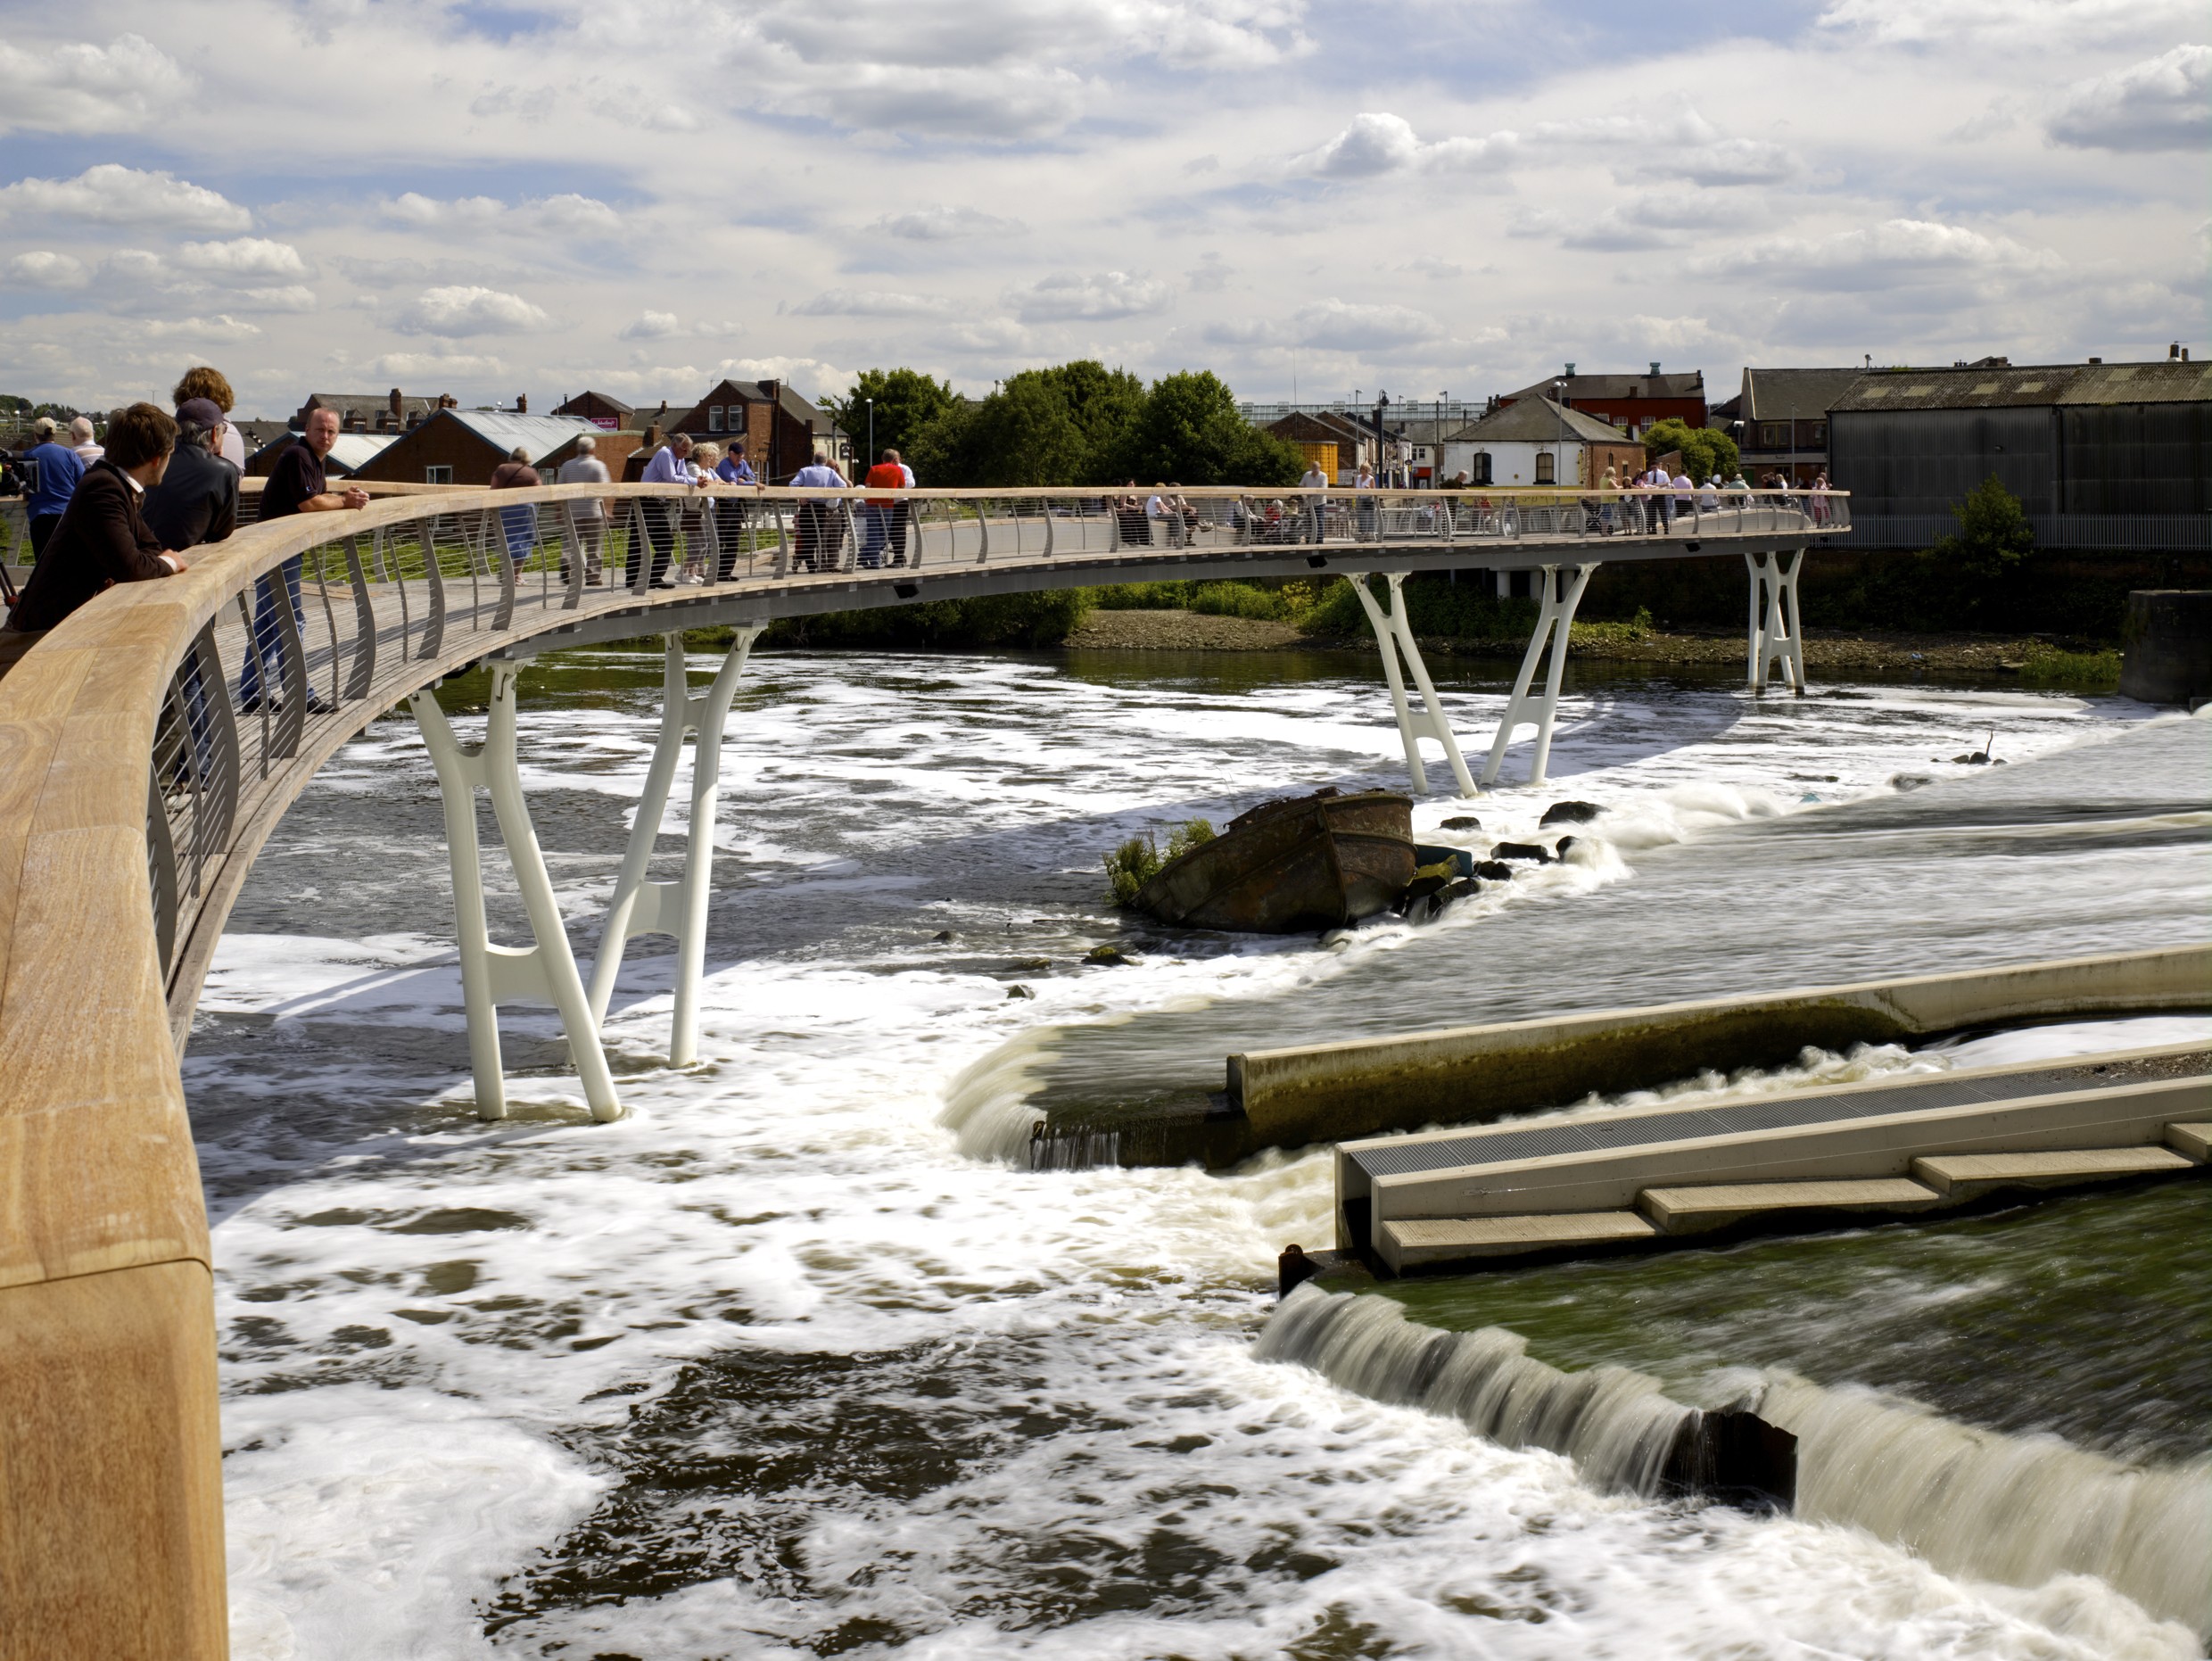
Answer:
xmin=0 ymin=403 xmax=191 ymax=682
xmin=241 ymin=406 xmax=367 ymax=713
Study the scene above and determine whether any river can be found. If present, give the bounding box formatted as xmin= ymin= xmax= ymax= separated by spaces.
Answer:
xmin=186 ymin=646 xmax=2208 ymax=1658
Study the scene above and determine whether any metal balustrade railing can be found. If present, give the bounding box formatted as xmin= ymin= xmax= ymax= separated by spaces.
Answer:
xmin=0 ymin=481 xmax=1846 ymax=1020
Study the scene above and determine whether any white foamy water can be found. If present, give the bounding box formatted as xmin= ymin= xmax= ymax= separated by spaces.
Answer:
xmin=186 ymin=650 xmax=2200 ymax=1657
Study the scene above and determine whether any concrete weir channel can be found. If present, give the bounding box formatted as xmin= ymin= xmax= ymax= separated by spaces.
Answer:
xmin=1033 ymin=945 xmax=2212 ymax=1268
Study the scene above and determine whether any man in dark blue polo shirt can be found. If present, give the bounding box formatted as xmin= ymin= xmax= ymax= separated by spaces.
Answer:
xmin=21 ymin=417 xmax=85 ymax=558
xmin=241 ymin=406 xmax=367 ymax=710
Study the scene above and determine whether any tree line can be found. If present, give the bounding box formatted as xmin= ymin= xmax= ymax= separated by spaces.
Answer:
xmin=821 ymin=363 xmax=1307 ymax=489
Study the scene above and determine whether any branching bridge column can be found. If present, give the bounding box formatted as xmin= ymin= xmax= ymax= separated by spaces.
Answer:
xmin=1746 ymin=547 xmax=1809 ymax=695
xmin=1480 ymin=562 xmax=1597 ymax=789
xmin=590 ymin=629 xmax=763 ymax=1065
xmin=409 ymin=663 xmax=623 ymax=1121
xmin=1350 ymin=572 xmax=1476 ymax=797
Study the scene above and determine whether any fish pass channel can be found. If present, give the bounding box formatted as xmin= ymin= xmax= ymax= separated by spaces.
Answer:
xmin=188 ymin=645 xmax=2208 ymax=1658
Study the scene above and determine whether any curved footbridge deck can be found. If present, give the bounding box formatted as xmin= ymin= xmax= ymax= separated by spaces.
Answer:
xmin=0 ymin=480 xmax=1853 ymax=1655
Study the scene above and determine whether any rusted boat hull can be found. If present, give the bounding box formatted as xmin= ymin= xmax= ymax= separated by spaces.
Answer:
xmin=1135 ymin=790 xmax=1416 ymax=933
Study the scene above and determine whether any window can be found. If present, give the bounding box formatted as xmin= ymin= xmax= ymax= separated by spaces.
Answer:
xmin=1534 ymin=452 xmax=1556 ymax=484
xmin=1759 ymin=422 xmax=1789 ymax=450
xmin=425 ymin=466 xmax=452 ymax=484
xmin=1471 ymin=451 xmax=1492 ymax=485
xmin=707 ymin=406 xmax=724 ymax=432
xmin=1806 ymin=419 xmax=1827 ymax=447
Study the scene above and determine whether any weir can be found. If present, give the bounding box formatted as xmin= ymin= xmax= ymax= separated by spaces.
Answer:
xmin=1259 ymin=1287 xmax=2212 ymax=1638
xmin=0 ymin=478 xmax=1866 ymax=1655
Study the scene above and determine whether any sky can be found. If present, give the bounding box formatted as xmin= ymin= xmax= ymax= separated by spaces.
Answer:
xmin=0 ymin=0 xmax=2203 ymax=419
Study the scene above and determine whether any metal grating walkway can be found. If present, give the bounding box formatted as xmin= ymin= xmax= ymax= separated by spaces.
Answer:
xmin=1348 ymin=1065 xmax=2151 ymax=1180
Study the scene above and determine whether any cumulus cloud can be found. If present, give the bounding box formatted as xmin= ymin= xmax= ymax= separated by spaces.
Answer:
xmin=788 ymin=287 xmax=956 ymax=318
xmin=719 ymin=0 xmax=1310 ymax=141
xmin=378 ymin=191 xmax=620 ymax=235
xmin=1816 ymin=0 xmax=2200 ymax=46
xmin=1007 ymin=270 xmax=1173 ymax=322
xmin=397 ymin=285 xmax=553 ymax=335
xmin=1515 ymin=190 xmax=1779 ymax=252
xmin=1209 ymin=297 xmax=1445 ymax=351
xmin=0 ymin=34 xmax=188 ymax=134
xmin=143 ymin=314 xmax=262 ymax=342
xmin=2048 ymin=44 xmax=2211 ymax=153
xmin=173 ymin=237 xmax=312 ymax=280
xmin=1700 ymin=218 xmax=2061 ymax=289
xmin=871 ymin=204 xmax=1023 ymax=241
xmin=0 ymin=164 xmax=250 ymax=230
xmin=3 ymin=251 xmax=89 ymax=290
xmin=620 ymin=310 xmax=683 ymax=339
xmin=1299 ymin=112 xmax=1517 ymax=178
xmin=368 ymin=351 xmax=508 ymax=380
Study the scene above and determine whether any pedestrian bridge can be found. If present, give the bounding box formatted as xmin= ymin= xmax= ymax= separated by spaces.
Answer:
xmin=0 ymin=479 xmax=1845 ymax=1657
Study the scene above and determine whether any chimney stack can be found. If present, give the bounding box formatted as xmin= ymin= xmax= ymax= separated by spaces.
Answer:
xmin=2171 ymin=343 xmax=2183 ymax=360
xmin=1564 ymin=362 xmax=1575 ymax=377
xmin=516 ymin=393 xmax=528 ymax=413
xmin=388 ymin=387 xmax=402 ymax=418
xmin=1650 ymin=361 xmax=1661 ymax=376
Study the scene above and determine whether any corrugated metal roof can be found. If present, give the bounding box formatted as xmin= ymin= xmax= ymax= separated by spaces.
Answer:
xmin=1742 ymin=368 xmax=1863 ymax=422
xmin=1448 ymin=398 xmax=1633 ymax=445
xmin=443 ymin=409 xmax=602 ymax=461
xmin=326 ymin=434 xmax=396 ymax=471
xmin=1832 ymin=361 xmax=2212 ymax=413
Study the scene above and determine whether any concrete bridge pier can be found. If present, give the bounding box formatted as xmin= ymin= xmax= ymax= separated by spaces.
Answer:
xmin=1746 ymin=548 xmax=1809 ymax=694
xmin=590 ymin=628 xmax=763 ymax=1065
xmin=1482 ymin=563 xmax=1597 ymax=788
xmin=1350 ymin=572 xmax=1476 ymax=797
xmin=409 ymin=665 xmax=623 ymax=1121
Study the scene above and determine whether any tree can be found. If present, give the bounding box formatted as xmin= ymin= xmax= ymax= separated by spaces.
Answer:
xmin=1113 ymin=370 xmax=1304 ymax=487
xmin=824 ymin=368 xmax=956 ymax=469
xmin=1933 ymin=475 xmax=2035 ymax=577
xmin=1640 ymin=417 xmax=1739 ymax=484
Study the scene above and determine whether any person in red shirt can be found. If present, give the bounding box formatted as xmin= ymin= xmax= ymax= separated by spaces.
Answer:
xmin=859 ymin=448 xmax=905 ymax=569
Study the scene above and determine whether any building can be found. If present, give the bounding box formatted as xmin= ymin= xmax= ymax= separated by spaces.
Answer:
xmin=293 ymin=388 xmax=459 ymax=435
xmin=344 ymin=409 xmax=634 ymax=487
xmin=1828 ymin=356 xmax=2212 ymax=547
xmin=1263 ymin=410 xmax=1375 ymax=481
xmin=1719 ymin=368 xmax=1863 ymax=486
xmin=243 ymin=432 xmax=396 ymax=478
xmin=1497 ymin=364 xmax=1706 ymax=440
xmin=663 ymin=378 xmax=852 ymax=480
xmin=553 ymin=391 xmax=637 ymax=431
xmin=1439 ymin=396 xmax=1646 ymax=488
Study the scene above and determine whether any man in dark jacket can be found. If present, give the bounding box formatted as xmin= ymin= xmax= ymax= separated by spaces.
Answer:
xmin=0 ymin=403 xmax=188 ymax=680
xmin=240 ymin=407 xmax=366 ymax=709
xmin=143 ymin=397 xmax=238 ymax=553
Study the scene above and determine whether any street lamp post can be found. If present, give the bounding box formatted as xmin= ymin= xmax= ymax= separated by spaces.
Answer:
xmin=865 ymin=398 xmax=874 ymax=462
xmin=1374 ymin=389 xmax=1390 ymax=484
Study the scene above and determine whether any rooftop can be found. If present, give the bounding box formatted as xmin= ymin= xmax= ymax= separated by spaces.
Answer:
xmin=1830 ymin=360 xmax=2212 ymax=413
xmin=1448 ymin=398 xmax=1634 ymax=446
xmin=1740 ymin=368 xmax=1866 ymax=423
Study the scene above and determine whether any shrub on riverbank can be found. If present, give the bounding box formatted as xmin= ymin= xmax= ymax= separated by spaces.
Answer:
xmin=2018 ymin=644 xmax=2122 ymax=690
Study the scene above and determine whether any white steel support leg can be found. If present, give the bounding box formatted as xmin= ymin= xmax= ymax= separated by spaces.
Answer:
xmin=1350 ymin=573 xmax=1476 ymax=797
xmin=1745 ymin=548 xmax=1809 ymax=696
xmin=590 ymin=628 xmax=762 ymax=1064
xmin=410 ymin=664 xmax=622 ymax=1122
xmin=1480 ymin=563 xmax=1596 ymax=789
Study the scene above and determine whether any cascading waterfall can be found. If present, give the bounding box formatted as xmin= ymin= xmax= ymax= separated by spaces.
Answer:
xmin=1759 ymin=1376 xmax=2212 ymax=1639
xmin=1258 ymin=1287 xmax=2212 ymax=1639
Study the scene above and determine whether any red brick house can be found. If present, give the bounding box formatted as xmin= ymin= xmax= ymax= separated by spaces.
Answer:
xmin=1498 ymin=364 xmax=1706 ymax=440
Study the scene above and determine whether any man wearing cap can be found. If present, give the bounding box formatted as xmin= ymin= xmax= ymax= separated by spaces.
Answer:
xmin=20 ymin=417 xmax=84 ymax=558
xmin=144 ymin=397 xmax=239 ymax=553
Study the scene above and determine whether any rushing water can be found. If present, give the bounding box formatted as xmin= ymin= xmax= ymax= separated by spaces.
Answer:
xmin=188 ymin=647 xmax=2210 ymax=1658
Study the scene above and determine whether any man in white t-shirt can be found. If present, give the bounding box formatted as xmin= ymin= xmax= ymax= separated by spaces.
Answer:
xmin=1299 ymin=461 xmax=1329 ymax=542
xmin=554 ymin=434 xmax=612 ymax=584
xmin=69 ymin=416 xmax=103 ymax=465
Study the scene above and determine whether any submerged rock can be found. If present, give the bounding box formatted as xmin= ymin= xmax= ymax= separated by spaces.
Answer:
xmin=1473 ymin=860 xmax=1517 ymax=881
xmin=1539 ymin=800 xmax=1602 ymax=827
xmin=1006 ymin=984 xmax=1034 ymax=999
xmin=1440 ymin=814 xmax=1483 ymax=830
xmin=1490 ymin=840 xmax=1554 ymax=864
xmin=1084 ymin=944 xmax=1138 ymax=966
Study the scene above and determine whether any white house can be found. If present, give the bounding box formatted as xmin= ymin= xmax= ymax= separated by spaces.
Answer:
xmin=1437 ymin=398 xmax=1645 ymax=488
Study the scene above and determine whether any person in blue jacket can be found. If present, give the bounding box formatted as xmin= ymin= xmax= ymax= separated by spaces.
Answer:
xmin=21 ymin=417 xmax=86 ymax=558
